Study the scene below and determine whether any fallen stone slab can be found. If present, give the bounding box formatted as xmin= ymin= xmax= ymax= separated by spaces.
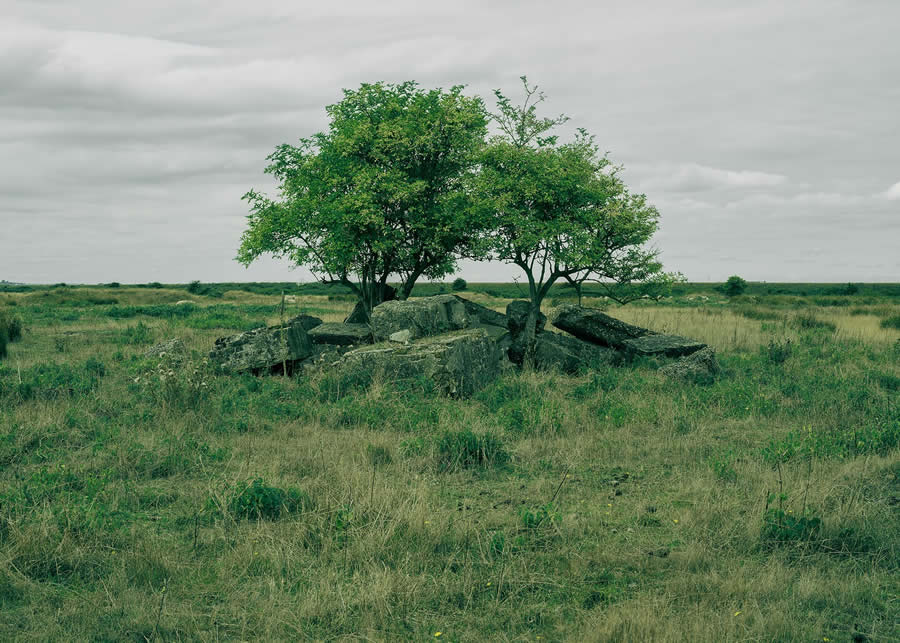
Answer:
xmin=308 ymin=322 xmax=372 ymax=346
xmin=344 ymin=301 xmax=369 ymax=324
xmin=659 ymin=347 xmax=720 ymax=380
xmin=506 ymin=300 xmax=547 ymax=335
xmin=508 ymin=330 xmax=617 ymax=373
xmin=454 ymin=296 xmax=508 ymax=328
xmin=210 ymin=320 xmax=313 ymax=373
xmin=371 ymin=294 xmax=469 ymax=342
xmin=288 ymin=314 xmax=324 ymax=331
xmin=623 ymin=334 xmax=707 ymax=358
xmin=549 ymin=304 xmax=653 ymax=349
xmin=333 ymin=329 xmax=500 ymax=397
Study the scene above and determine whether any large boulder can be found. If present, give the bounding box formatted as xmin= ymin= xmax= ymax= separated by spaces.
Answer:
xmin=506 ymin=300 xmax=547 ymax=335
xmin=344 ymin=301 xmax=369 ymax=324
xmin=508 ymin=331 xmax=617 ymax=373
xmin=370 ymin=295 xmax=470 ymax=342
xmin=549 ymin=305 xmax=652 ymax=349
xmin=288 ymin=314 xmax=324 ymax=331
xmin=454 ymin=296 xmax=508 ymax=328
xmin=659 ymin=347 xmax=720 ymax=380
xmin=622 ymin=334 xmax=707 ymax=358
xmin=210 ymin=320 xmax=313 ymax=373
xmin=343 ymin=285 xmax=398 ymax=324
xmin=308 ymin=322 xmax=372 ymax=346
xmin=333 ymin=329 xmax=500 ymax=397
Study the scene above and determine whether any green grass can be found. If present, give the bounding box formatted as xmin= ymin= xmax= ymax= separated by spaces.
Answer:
xmin=0 ymin=287 xmax=897 ymax=641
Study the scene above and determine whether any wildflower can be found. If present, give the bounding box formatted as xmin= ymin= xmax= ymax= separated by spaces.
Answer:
xmin=673 ymin=519 xmax=679 ymax=524
xmin=486 ymin=582 xmax=491 ymax=587
xmin=434 ymin=632 xmax=442 ymax=638
xmin=607 ymin=503 xmax=612 ymax=507
xmin=734 ymin=611 xmax=741 ymax=616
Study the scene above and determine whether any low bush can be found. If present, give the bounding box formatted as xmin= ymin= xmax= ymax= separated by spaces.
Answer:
xmin=880 ymin=314 xmax=900 ymax=330
xmin=226 ymin=478 xmax=312 ymax=520
xmin=792 ymin=311 xmax=836 ymax=332
xmin=437 ymin=429 xmax=508 ymax=471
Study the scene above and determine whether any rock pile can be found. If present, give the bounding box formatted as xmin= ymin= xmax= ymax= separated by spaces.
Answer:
xmin=207 ymin=296 xmax=718 ymax=395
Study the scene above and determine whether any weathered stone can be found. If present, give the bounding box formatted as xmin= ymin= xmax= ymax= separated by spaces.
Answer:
xmin=508 ymin=331 xmax=617 ymax=373
xmin=288 ymin=314 xmax=324 ymax=331
xmin=209 ymin=320 xmax=313 ymax=373
xmin=454 ymin=296 xmax=508 ymax=328
xmin=308 ymin=323 xmax=372 ymax=346
xmin=344 ymin=301 xmax=369 ymax=324
xmin=622 ymin=334 xmax=706 ymax=358
xmin=343 ymin=285 xmax=398 ymax=324
xmin=371 ymin=295 xmax=470 ymax=341
xmin=144 ymin=338 xmax=187 ymax=360
xmin=549 ymin=305 xmax=654 ymax=349
xmin=334 ymin=329 xmax=500 ymax=397
xmin=659 ymin=347 xmax=720 ymax=380
xmin=506 ymin=300 xmax=546 ymax=334
xmin=389 ymin=329 xmax=412 ymax=343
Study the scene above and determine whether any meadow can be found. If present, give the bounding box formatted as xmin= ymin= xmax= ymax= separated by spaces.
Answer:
xmin=0 ymin=283 xmax=898 ymax=641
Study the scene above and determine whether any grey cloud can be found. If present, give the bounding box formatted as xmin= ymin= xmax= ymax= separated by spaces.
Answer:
xmin=1 ymin=0 xmax=899 ymax=284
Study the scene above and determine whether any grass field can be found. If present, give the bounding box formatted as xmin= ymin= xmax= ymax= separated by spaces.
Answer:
xmin=1 ymin=284 xmax=898 ymax=641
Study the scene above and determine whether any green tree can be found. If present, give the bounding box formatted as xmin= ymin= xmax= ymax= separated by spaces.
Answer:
xmin=238 ymin=82 xmax=489 ymax=315
xmin=724 ymin=275 xmax=748 ymax=297
xmin=471 ymin=78 xmax=668 ymax=361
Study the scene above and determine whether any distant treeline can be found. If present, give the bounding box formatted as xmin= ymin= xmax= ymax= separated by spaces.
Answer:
xmin=3 ymin=280 xmax=899 ymax=298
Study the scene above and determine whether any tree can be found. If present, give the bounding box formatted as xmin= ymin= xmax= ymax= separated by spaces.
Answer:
xmin=238 ymin=82 xmax=488 ymax=315
xmin=452 ymin=277 xmax=468 ymax=291
xmin=471 ymin=78 xmax=669 ymax=362
xmin=724 ymin=275 xmax=748 ymax=297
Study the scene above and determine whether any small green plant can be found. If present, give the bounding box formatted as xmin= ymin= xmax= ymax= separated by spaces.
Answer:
xmin=121 ymin=321 xmax=154 ymax=345
xmin=451 ymin=277 xmax=467 ymax=291
xmin=227 ymin=478 xmax=311 ymax=520
xmin=724 ymin=275 xmax=747 ymax=297
xmin=761 ymin=496 xmax=821 ymax=546
xmin=437 ymin=429 xmax=508 ymax=471
xmin=880 ymin=314 xmax=900 ymax=330
xmin=792 ymin=312 xmax=836 ymax=332
xmin=708 ymin=450 xmax=738 ymax=482
xmin=519 ymin=503 xmax=560 ymax=530
xmin=764 ymin=338 xmax=792 ymax=364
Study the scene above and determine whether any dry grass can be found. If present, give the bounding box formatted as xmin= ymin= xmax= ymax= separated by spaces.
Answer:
xmin=0 ymin=287 xmax=897 ymax=641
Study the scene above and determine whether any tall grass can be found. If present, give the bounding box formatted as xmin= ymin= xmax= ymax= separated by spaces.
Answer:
xmin=0 ymin=288 xmax=897 ymax=641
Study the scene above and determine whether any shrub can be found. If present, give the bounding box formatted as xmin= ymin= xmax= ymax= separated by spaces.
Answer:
xmin=0 ymin=326 xmax=6 ymax=360
xmin=0 ymin=310 xmax=22 ymax=342
xmin=437 ymin=429 xmax=508 ymax=471
xmin=880 ymin=315 xmax=900 ymax=330
xmin=227 ymin=478 xmax=312 ymax=520
xmin=764 ymin=338 xmax=792 ymax=364
xmin=792 ymin=312 xmax=836 ymax=332
xmin=762 ymin=504 xmax=822 ymax=546
xmin=724 ymin=275 xmax=747 ymax=297
xmin=187 ymin=280 xmax=202 ymax=294
xmin=451 ymin=277 xmax=468 ymax=291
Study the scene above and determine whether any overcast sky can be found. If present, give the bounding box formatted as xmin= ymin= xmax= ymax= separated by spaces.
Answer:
xmin=2 ymin=0 xmax=898 ymax=284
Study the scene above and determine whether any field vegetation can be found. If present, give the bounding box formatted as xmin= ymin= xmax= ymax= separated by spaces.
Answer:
xmin=0 ymin=283 xmax=897 ymax=641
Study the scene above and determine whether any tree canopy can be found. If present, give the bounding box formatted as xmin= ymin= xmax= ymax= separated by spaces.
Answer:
xmin=469 ymin=78 xmax=669 ymax=359
xmin=238 ymin=81 xmax=488 ymax=312
xmin=238 ymin=77 xmax=671 ymax=331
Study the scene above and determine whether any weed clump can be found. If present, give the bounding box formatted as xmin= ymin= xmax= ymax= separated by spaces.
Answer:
xmin=226 ymin=478 xmax=312 ymax=520
xmin=437 ymin=429 xmax=508 ymax=471
xmin=880 ymin=314 xmax=900 ymax=330
xmin=792 ymin=311 xmax=836 ymax=332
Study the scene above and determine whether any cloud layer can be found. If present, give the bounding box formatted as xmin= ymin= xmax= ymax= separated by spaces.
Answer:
xmin=2 ymin=0 xmax=898 ymax=283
